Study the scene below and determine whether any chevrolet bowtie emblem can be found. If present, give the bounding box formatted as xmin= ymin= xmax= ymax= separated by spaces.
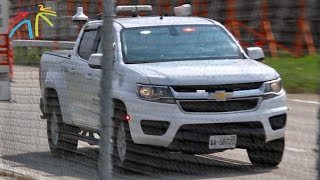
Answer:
xmin=211 ymin=91 xmax=233 ymax=101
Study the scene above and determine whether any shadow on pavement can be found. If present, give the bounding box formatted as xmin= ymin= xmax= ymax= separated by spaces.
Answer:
xmin=1 ymin=146 xmax=275 ymax=179
xmin=1 ymin=148 xmax=98 ymax=179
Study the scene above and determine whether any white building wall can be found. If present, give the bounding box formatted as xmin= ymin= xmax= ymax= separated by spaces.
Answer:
xmin=0 ymin=0 xmax=9 ymax=34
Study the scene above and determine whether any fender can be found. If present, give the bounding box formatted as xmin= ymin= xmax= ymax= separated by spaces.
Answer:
xmin=43 ymin=71 xmax=73 ymax=125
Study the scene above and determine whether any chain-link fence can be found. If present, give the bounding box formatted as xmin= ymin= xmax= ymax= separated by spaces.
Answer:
xmin=0 ymin=0 xmax=319 ymax=179
xmin=8 ymin=0 xmax=320 ymax=56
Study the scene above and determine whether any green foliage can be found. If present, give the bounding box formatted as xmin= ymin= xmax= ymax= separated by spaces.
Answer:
xmin=265 ymin=54 xmax=319 ymax=94
xmin=13 ymin=47 xmax=49 ymax=65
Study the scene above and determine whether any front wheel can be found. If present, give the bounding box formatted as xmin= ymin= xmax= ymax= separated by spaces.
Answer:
xmin=247 ymin=138 xmax=285 ymax=167
xmin=112 ymin=100 xmax=169 ymax=172
xmin=112 ymin=101 xmax=135 ymax=169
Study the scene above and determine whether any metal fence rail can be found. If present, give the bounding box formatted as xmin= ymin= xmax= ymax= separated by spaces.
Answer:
xmin=10 ymin=40 xmax=75 ymax=65
xmin=11 ymin=40 xmax=75 ymax=49
xmin=1 ymin=1 xmax=318 ymax=180
xmin=8 ymin=0 xmax=320 ymax=56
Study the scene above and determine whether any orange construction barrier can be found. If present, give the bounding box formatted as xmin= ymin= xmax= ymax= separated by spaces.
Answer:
xmin=224 ymin=0 xmax=316 ymax=57
xmin=0 ymin=34 xmax=13 ymax=81
xmin=12 ymin=0 xmax=316 ymax=57
xmin=293 ymin=0 xmax=316 ymax=56
xmin=0 ymin=34 xmax=11 ymax=101
xmin=0 ymin=34 xmax=9 ymax=66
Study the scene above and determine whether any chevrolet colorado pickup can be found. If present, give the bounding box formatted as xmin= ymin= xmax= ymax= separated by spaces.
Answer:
xmin=39 ymin=9 xmax=288 ymax=168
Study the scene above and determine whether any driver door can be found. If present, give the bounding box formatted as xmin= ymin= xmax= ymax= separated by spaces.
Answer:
xmin=67 ymin=25 xmax=102 ymax=128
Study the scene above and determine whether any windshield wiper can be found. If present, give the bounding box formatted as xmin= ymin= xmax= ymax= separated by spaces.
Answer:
xmin=127 ymin=61 xmax=154 ymax=64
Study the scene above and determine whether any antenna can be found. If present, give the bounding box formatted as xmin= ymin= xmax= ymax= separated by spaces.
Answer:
xmin=174 ymin=4 xmax=192 ymax=16
xmin=72 ymin=7 xmax=89 ymax=22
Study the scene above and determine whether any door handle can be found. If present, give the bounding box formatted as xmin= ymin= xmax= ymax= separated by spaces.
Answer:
xmin=62 ymin=66 xmax=68 ymax=72
xmin=69 ymin=68 xmax=76 ymax=74
xmin=85 ymin=73 xmax=92 ymax=80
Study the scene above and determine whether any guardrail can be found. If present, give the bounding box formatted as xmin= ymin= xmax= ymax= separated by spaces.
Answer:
xmin=11 ymin=40 xmax=75 ymax=49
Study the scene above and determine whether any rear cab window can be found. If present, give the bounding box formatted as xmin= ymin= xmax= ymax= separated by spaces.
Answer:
xmin=77 ymin=26 xmax=102 ymax=60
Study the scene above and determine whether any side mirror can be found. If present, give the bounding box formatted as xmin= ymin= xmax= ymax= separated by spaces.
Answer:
xmin=88 ymin=53 xmax=102 ymax=69
xmin=247 ymin=47 xmax=265 ymax=62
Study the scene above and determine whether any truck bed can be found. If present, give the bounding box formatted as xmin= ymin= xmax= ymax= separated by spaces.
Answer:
xmin=39 ymin=51 xmax=71 ymax=92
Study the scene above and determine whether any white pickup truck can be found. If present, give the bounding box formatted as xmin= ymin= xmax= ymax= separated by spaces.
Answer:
xmin=39 ymin=6 xmax=288 ymax=168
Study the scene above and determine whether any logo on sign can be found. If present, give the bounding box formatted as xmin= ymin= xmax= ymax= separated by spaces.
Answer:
xmin=7 ymin=5 xmax=57 ymax=39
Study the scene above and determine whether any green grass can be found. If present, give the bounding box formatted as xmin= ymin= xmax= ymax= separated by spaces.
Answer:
xmin=13 ymin=47 xmax=50 ymax=65
xmin=265 ymin=54 xmax=319 ymax=94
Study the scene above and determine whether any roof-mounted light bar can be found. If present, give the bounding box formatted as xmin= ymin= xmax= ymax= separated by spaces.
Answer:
xmin=116 ymin=5 xmax=153 ymax=13
xmin=174 ymin=4 xmax=192 ymax=17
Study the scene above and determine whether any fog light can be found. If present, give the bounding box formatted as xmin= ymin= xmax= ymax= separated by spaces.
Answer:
xmin=269 ymin=114 xmax=286 ymax=130
xmin=141 ymin=120 xmax=170 ymax=136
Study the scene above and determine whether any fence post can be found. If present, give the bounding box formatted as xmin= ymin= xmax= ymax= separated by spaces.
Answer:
xmin=294 ymin=0 xmax=316 ymax=56
xmin=99 ymin=0 xmax=115 ymax=179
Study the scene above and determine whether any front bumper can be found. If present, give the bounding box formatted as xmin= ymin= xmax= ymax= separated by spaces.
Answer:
xmin=126 ymin=92 xmax=288 ymax=149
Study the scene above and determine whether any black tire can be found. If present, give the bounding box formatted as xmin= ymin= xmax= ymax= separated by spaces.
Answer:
xmin=112 ymin=101 xmax=165 ymax=171
xmin=247 ymin=138 xmax=285 ymax=167
xmin=46 ymin=91 xmax=79 ymax=156
xmin=113 ymin=100 xmax=183 ymax=174
xmin=112 ymin=100 xmax=135 ymax=170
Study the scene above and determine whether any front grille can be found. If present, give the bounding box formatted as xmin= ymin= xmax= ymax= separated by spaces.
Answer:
xmin=172 ymin=82 xmax=263 ymax=92
xmin=269 ymin=114 xmax=287 ymax=130
xmin=179 ymin=98 xmax=259 ymax=113
xmin=168 ymin=122 xmax=265 ymax=154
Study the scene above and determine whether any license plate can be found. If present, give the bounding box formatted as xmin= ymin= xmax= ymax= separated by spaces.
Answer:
xmin=209 ymin=135 xmax=237 ymax=149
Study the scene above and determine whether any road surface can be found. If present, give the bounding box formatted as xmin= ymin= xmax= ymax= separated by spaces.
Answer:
xmin=0 ymin=66 xmax=318 ymax=179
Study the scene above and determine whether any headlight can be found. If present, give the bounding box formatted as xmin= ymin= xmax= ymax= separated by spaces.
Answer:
xmin=137 ymin=85 xmax=175 ymax=103
xmin=264 ymin=79 xmax=283 ymax=94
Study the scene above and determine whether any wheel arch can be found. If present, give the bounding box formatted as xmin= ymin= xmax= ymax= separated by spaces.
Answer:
xmin=43 ymin=88 xmax=59 ymax=114
xmin=112 ymin=98 xmax=128 ymax=114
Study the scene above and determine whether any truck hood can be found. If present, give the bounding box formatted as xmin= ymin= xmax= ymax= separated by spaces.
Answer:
xmin=127 ymin=59 xmax=279 ymax=85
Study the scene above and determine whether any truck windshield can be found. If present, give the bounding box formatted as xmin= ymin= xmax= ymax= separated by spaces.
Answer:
xmin=121 ymin=25 xmax=243 ymax=64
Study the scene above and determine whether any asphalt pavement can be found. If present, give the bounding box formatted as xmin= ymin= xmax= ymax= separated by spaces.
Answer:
xmin=0 ymin=66 xmax=318 ymax=180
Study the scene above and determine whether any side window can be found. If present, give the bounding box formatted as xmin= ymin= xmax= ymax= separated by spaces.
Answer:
xmin=78 ymin=29 xmax=100 ymax=60
xmin=97 ymin=33 xmax=115 ymax=54
xmin=97 ymin=38 xmax=103 ymax=53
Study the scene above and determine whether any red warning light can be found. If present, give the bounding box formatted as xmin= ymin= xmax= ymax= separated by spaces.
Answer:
xmin=124 ymin=115 xmax=130 ymax=121
xmin=182 ymin=27 xmax=196 ymax=33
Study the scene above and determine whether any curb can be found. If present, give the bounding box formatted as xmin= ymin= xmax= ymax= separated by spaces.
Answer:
xmin=0 ymin=165 xmax=50 ymax=180
xmin=0 ymin=169 xmax=35 ymax=180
